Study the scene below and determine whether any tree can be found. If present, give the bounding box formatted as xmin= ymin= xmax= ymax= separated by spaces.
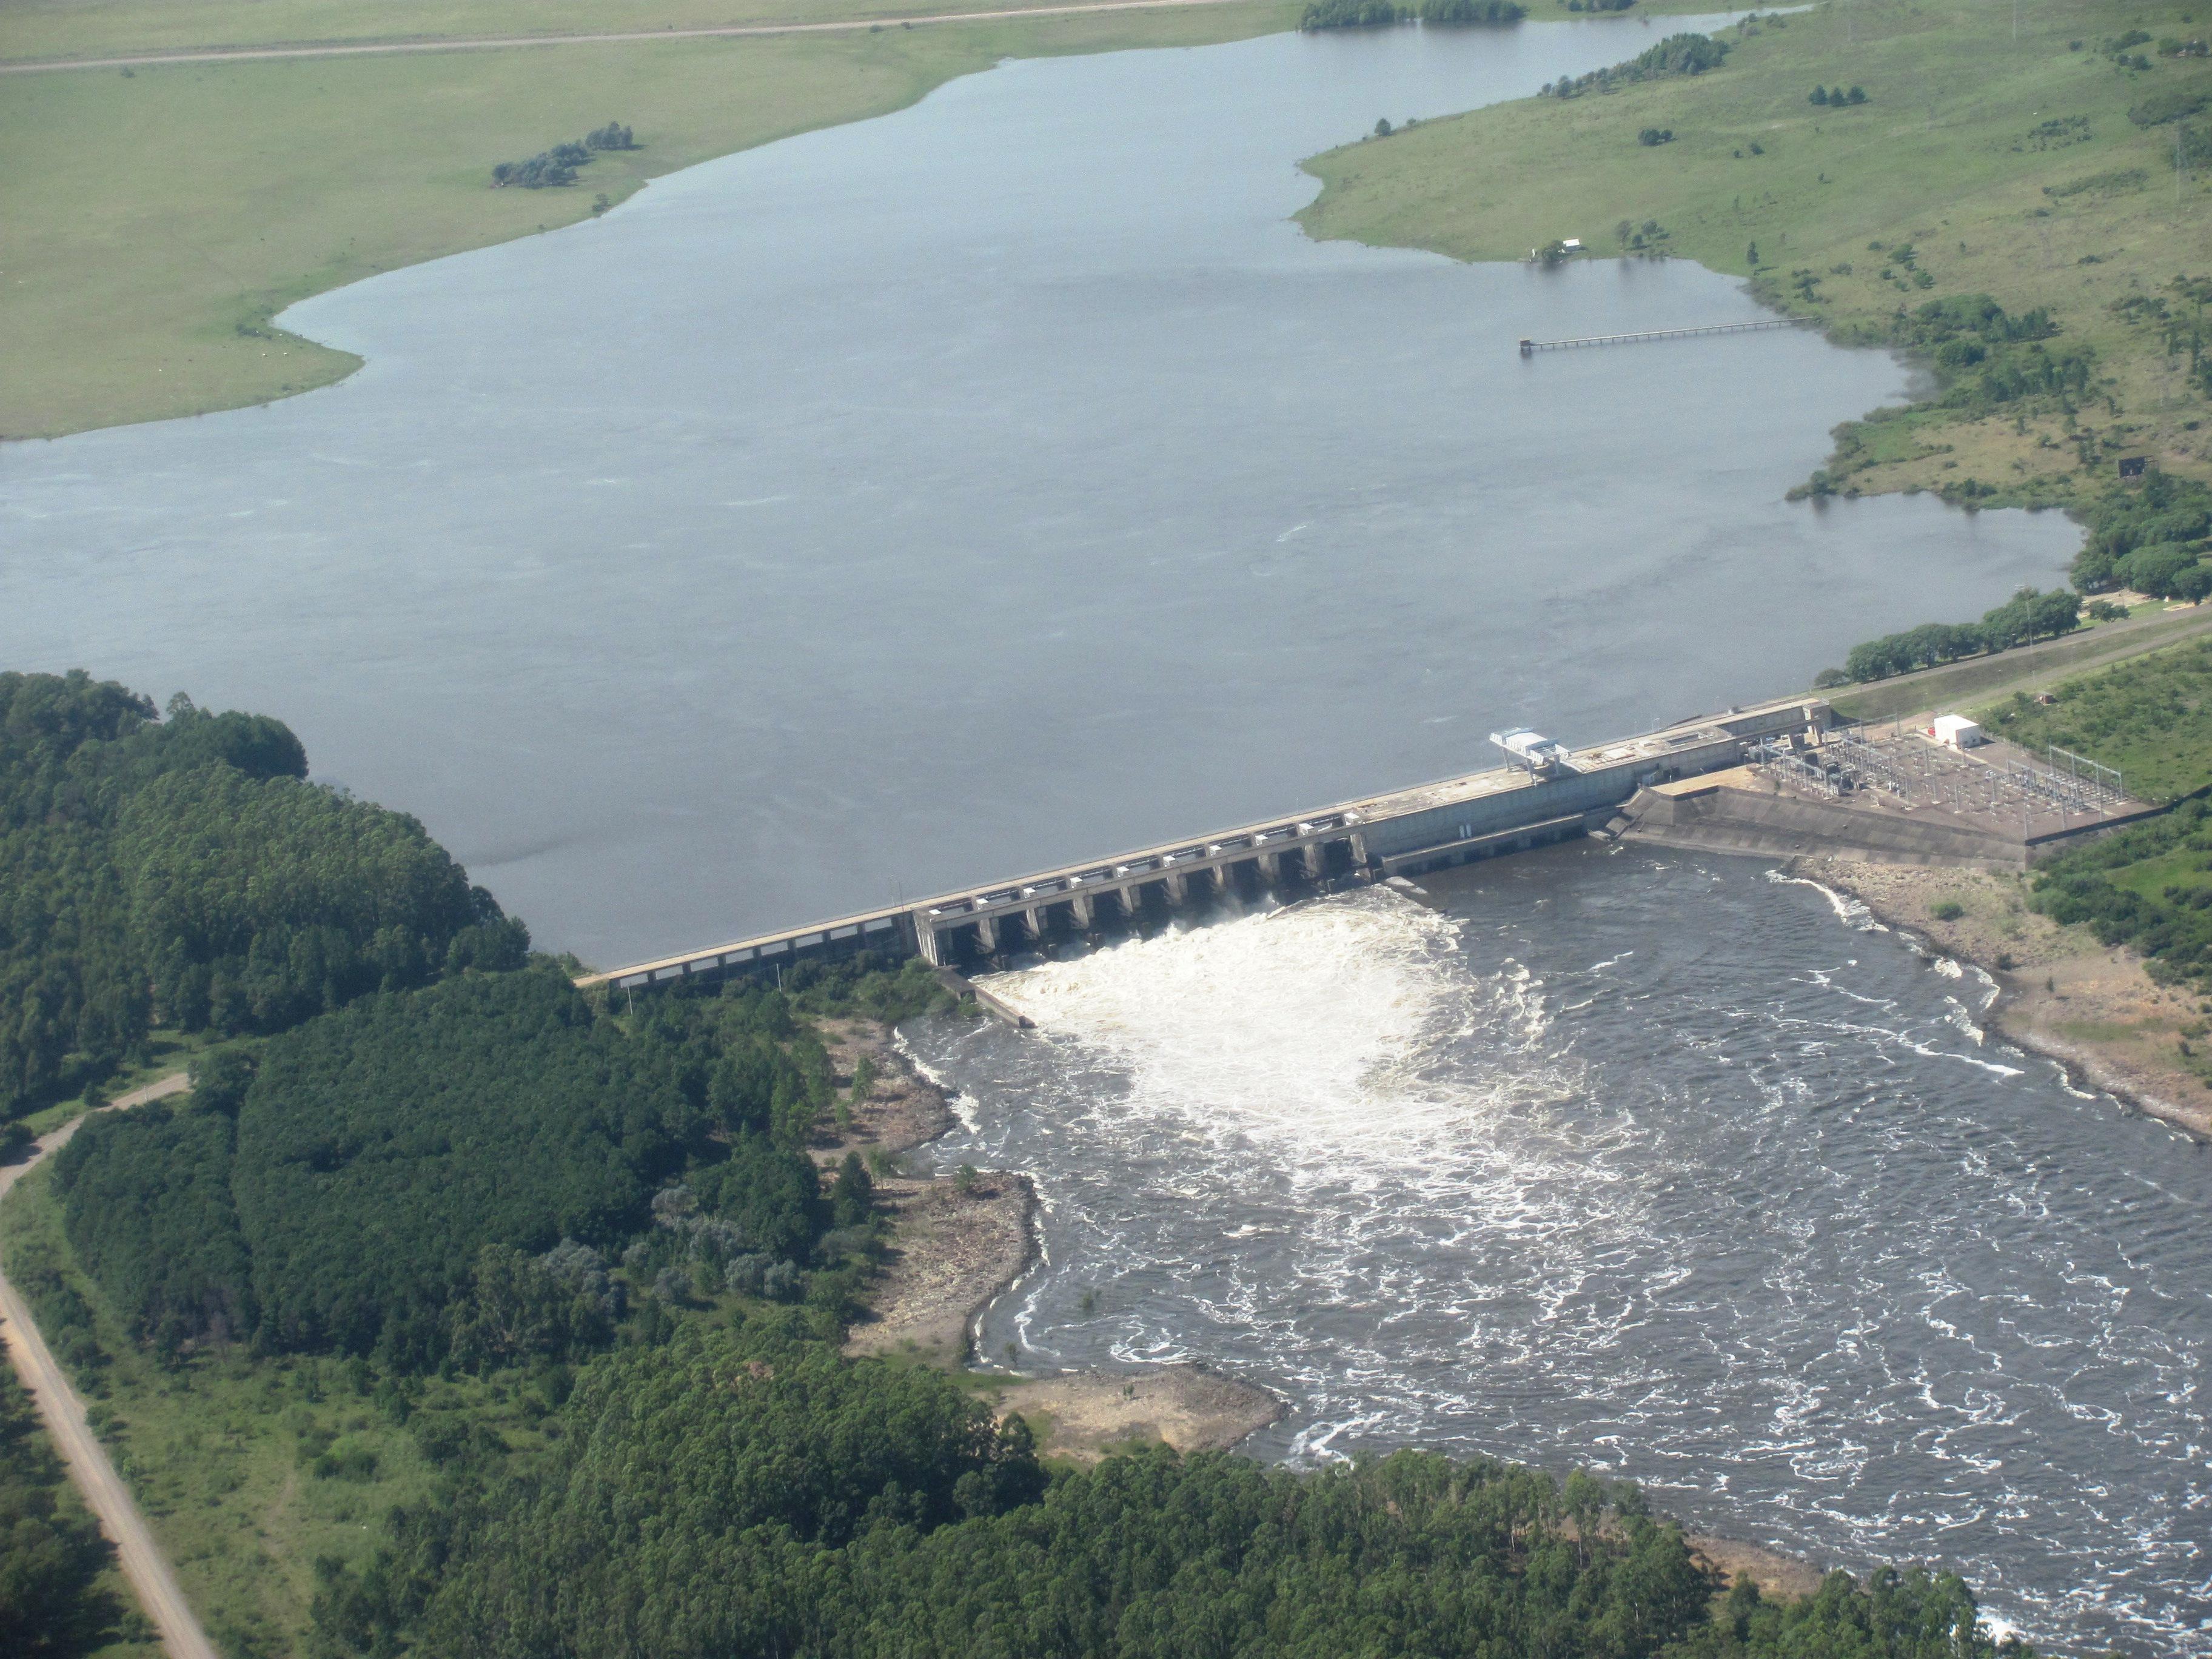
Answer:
xmin=1418 ymin=0 xmax=1524 ymax=21
xmin=1299 ymin=0 xmax=1401 ymax=27
xmin=0 ymin=1369 xmax=118 ymax=1654
xmin=1747 ymin=241 xmax=1760 ymax=267
xmin=1810 ymin=84 xmax=1829 ymax=104
xmin=830 ymin=1151 xmax=874 ymax=1228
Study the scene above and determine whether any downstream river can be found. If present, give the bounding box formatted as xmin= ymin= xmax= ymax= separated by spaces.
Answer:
xmin=908 ymin=854 xmax=2211 ymax=1655
xmin=0 ymin=17 xmax=2079 ymax=967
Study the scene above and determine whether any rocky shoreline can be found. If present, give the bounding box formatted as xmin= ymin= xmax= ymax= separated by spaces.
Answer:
xmin=1806 ymin=857 xmax=2212 ymax=1143
xmin=824 ymin=1018 xmax=1285 ymax=1458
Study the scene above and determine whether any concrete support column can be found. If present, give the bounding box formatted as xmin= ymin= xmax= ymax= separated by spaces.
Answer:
xmin=974 ymin=914 xmax=998 ymax=955
xmin=1025 ymin=906 xmax=1048 ymax=943
xmin=1304 ymin=843 xmax=1327 ymax=882
xmin=1070 ymin=892 xmax=1094 ymax=929
xmin=1165 ymin=872 xmax=1189 ymax=905
xmin=919 ymin=925 xmax=945 ymax=967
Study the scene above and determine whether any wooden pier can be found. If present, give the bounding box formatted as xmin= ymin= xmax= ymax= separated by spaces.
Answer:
xmin=1519 ymin=319 xmax=1796 ymax=356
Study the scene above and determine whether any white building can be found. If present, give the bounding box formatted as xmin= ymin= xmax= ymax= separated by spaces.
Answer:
xmin=1931 ymin=714 xmax=1985 ymax=749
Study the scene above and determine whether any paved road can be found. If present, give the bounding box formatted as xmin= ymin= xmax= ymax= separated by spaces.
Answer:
xmin=0 ymin=0 xmax=1256 ymax=73
xmin=0 ymin=1073 xmax=222 ymax=1659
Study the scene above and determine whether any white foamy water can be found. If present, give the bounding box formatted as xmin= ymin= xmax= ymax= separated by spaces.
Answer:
xmin=908 ymin=850 xmax=2212 ymax=1656
xmin=984 ymin=895 xmax=1569 ymax=1165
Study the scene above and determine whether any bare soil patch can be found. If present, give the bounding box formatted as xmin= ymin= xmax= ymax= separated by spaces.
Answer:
xmin=816 ymin=1017 xmax=954 ymax=1159
xmin=1810 ymin=857 xmax=2212 ymax=1141
xmin=995 ymin=1364 xmax=1282 ymax=1462
xmin=1686 ymin=1535 xmax=1827 ymax=1601
xmin=845 ymin=1170 xmax=1033 ymax=1365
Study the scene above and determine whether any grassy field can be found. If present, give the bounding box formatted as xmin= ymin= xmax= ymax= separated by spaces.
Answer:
xmin=0 ymin=0 xmax=1766 ymax=63
xmin=1300 ymin=0 xmax=2212 ymax=506
xmin=0 ymin=1158 xmax=598 ymax=1658
xmin=0 ymin=0 xmax=1296 ymax=438
xmin=1975 ymin=633 xmax=2212 ymax=801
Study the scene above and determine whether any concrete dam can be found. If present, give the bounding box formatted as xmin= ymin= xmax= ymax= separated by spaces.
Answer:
xmin=578 ymin=696 xmax=1832 ymax=993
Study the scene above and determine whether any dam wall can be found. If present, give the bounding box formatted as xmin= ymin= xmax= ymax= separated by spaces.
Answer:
xmin=578 ymin=695 xmax=1829 ymax=993
xmin=1619 ymin=782 xmax=2039 ymax=870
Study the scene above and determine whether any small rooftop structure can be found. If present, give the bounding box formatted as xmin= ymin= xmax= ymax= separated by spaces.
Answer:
xmin=1930 ymin=714 xmax=1985 ymax=749
xmin=1490 ymin=727 xmax=1577 ymax=776
xmin=1560 ymin=237 xmax=1583 ymax=252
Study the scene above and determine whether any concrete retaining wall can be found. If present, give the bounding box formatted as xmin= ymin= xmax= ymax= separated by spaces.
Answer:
xmin=1620 ymin=785 xmax=2034 ymax=869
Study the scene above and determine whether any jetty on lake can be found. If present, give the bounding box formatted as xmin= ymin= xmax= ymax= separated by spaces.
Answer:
xmin=1519 ymin=318 xmax=1798 ymax=356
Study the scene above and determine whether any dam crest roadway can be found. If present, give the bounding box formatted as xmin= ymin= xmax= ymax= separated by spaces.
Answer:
xmin=583 ymin=698 xmax=1840 ymax=990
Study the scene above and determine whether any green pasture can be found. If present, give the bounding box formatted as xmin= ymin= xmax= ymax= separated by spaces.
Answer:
xmin=1300 ymin=0 xmax=2212 ymax=501
xmin=0 ymin=0 xmax=1295 ymax=438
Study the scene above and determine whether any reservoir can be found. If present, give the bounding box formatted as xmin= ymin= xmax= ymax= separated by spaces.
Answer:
xmin=0 ymin=16 xmax=2079 ymax=968
xmin=908 ymin=853 xmax=2211 ymax=1655
xmin=2 ymin=17 xmax=2194 ymax=1654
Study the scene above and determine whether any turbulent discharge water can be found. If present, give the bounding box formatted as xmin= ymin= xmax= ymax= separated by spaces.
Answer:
xmin=904 ymin=849 xmax=2212 ymax=1655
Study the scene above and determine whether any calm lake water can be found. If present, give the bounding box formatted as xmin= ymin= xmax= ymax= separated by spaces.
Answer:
xmin=908 ymin=853 xmax=2212 ymax=1655
xmin=0 ymin=18 xmax=2079 ymax=967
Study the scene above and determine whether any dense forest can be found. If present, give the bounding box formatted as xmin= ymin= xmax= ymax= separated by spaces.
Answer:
xmin=1886 ymin=293 xmax=2090 ymax=417
xmin=308 ymin=1318 xmax=2037 ymax=1659
xmin=2066 ymin=469 xmax=2212 ymax=597
xmin=52 ymin=965 xmax=859 ymax=1368
xmin=0 ymin=1366 xmax=119 ymax=1655
xmin=0 ymin=670 xmax=519 ymax=1122
xmin=489 ymin=122 xmax=638 ymax=188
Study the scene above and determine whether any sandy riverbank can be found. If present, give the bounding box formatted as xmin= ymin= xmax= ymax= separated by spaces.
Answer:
xmin=1806 ymin=857 xmax=2212 ymax=1142
xmin=828 ymin=1020 xmax=1286 ymax=1458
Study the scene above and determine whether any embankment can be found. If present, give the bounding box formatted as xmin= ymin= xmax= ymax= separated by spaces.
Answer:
xmin=1616 ymin=775 xmax=2036 ymax=870
xmin=1813 ymin=859 xmax=2212 ymax=1143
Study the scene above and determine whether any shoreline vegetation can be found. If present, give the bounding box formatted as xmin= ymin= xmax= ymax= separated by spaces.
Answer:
xmin=1298 ymin=0 xmax=2212 ymax=518
xmin=0 ymin=668 xmax=2056 ymax=1658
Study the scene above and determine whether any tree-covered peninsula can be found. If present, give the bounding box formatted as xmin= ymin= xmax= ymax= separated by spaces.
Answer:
xmin=0 ymin=671 xmax=2062 ymax=1658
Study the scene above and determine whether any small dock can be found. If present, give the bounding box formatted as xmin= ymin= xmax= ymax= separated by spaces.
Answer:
xmin=1520 ymin=319 xmax=1796 ymax=356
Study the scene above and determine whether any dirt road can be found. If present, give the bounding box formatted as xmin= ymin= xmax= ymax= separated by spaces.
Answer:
xmin=0 ymin=0 xmax=1258 ymax=73
xmin=0 ymin=1073 xmax=221 ymax=1659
